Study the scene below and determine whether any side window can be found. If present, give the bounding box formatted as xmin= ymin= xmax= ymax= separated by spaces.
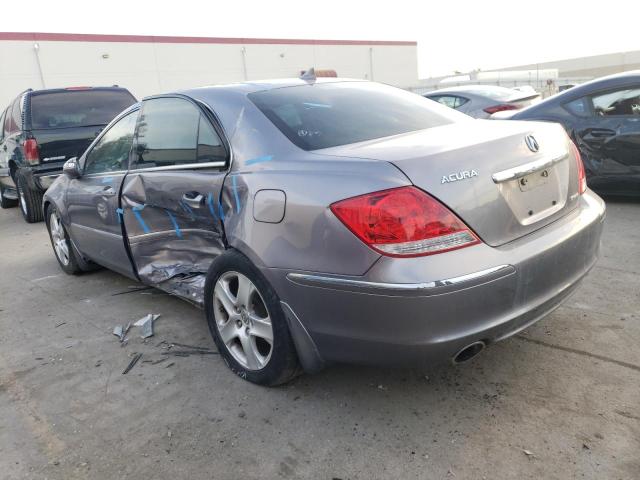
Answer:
xmin=0 ymin=109 xmax=6 ymax=141
xmin=197 ymin=114 xmax=225 ymax=163
xmin=453 ymin=96 xmax=469 ymax=109
xmin=431 ymin=95 xmax=468 ymax=110
xmin=9 ymin=98 xmax=22 ymax=132
xmin=2 ymin=107 xmax=11 ymax=137
xmin=563 ymin=97 xmax=590 ymax=117
xmin=133 ymin=97 xmax=224 ymax=169
xmin=434 ymin=96 xmax=458 ymax=109
xmin=84 ymin=111 xmax=138 ymax=175
xmin=592 ymin=88 xmax=640 ymax=116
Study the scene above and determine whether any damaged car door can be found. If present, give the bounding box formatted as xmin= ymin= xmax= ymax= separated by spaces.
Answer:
xmin=66 ymin=109 xmax=139 ymax=277
xmin=576 ymin=87 xmax=640 ymax=193
xmin=121 ymin=96 xmax=228 ymax=295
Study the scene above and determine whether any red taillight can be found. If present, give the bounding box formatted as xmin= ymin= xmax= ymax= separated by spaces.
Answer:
xmin=330 ymin=186 xmax=481 ymax=257
xmin=483 ymin=104 xmax=520 ymax=114
xmin=65 ymin=86 xmax=92 ymax=90
xmin=23 ymin=139 xmax=39 ymax=165
xmin=570 ymin=141 xmax=587 ymax=194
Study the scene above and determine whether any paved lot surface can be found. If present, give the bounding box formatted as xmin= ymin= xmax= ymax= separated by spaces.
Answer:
xmin=0 ymin=197 xmax=639 ymax=480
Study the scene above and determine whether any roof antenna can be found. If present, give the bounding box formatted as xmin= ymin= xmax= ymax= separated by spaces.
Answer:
xmin=300 ymin=67 xmax=316 ymax=81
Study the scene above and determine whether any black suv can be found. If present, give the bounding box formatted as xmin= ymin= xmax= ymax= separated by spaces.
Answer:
xmin=0 ymin=86 xmax=136 ymax=222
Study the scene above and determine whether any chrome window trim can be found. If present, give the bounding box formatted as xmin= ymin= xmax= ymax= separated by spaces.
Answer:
xmin=286 ymin=264 xmax=515 ymax=296
xmin=492 ymin=152 xmax=567 ymax=183
xmin=129 ymin=161 xmax=227 ymax=173
xmin=82 ymin=170 xmax=127 ymax=178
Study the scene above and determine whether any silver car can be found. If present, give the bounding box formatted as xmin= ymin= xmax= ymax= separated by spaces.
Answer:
xmin=425 ymin=85 xmax=540 ymax=118
xmin=43 ymin=78 xmax=605 ymax=385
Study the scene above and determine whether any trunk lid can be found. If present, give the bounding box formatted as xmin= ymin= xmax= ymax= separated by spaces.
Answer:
xmin=30 ymin=126 xmax=103 ymax=165
xmin=318 ymin=120 xmax=580 ymax=247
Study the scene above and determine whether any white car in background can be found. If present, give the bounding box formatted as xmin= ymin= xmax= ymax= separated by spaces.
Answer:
xmin=424 ymin=85 xmax=540 ymax=119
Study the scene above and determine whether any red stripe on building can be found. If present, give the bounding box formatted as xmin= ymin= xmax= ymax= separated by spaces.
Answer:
xmin=0 ymin=32 xmax=417 ymax=46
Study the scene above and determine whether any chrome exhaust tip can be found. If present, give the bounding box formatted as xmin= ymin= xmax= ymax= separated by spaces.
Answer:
xmin=452 ymin=341 xmax=486 ymax=364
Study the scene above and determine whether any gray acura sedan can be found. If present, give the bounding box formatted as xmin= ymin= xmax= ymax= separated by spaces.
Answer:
xmin=43 ymin=77 xmax=605 ymax=385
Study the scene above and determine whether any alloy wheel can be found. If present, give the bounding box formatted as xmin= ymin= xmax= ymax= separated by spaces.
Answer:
xmin=49 ymin=211 xmax=70 ymax=266
xmin=213 ymin=271 xmax=274 ymax=370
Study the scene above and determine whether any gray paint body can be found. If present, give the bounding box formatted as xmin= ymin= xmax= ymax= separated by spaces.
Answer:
xmin=44 ymin=78 xmax=605 ymax=372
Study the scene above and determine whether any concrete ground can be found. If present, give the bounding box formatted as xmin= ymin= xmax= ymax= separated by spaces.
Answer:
xmin=0 ymin=197 xmax=638 ymax=480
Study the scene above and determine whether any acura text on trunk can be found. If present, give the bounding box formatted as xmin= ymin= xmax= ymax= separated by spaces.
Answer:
xmin=43 ymin=78 xmax=605 ymax=385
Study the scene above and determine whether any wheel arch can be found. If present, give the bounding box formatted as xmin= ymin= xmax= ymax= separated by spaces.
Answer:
xmin=207 ymin=247 xmax=325 ymax=374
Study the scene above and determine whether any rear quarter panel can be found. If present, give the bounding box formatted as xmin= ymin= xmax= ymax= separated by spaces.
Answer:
xmin=221 ymin=155 xmax=410 ymax=276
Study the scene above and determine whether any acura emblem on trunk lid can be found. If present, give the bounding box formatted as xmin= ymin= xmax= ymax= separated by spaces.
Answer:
xmin=525 ymin=134 xmax=540 ymax=152
xmin=441 ymin=169 xmax=479 ymax=184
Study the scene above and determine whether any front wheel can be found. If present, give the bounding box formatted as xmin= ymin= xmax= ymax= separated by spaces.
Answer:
xmin=204 ymin=250 xmax=300 ymax=386
xmin=46 ymin=205 xmax=82 ymax=275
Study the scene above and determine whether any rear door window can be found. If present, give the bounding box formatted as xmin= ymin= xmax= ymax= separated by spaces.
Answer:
xmin=5 ymin=99 xmax=22 ymax=134
xmin=30 ymin=89 xmax=135 ymax=129
xmin=132 ymin=97 xmax=225 ymax=169
xmin=84 ymin=111 xmax=138 ymax=175
xmin=432 ymin=95 xmax=469 ymax=109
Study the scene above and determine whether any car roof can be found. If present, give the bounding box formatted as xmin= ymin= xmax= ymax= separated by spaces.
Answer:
xmin=27 ymin=86 xmax=133 ymax=96
xmin=425 ymin=84 xmax=523 ymax=101
xmin=545 ymin=70 xmax=640 ymax=102
xmin=428 ymin=84 xmax=516 ymax=94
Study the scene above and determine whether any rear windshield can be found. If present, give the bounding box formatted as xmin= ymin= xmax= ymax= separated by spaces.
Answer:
xmin=30 ymin=89 xmax=136 ymax=129
xmin=248 ymin=82 xmax=462 ymax=150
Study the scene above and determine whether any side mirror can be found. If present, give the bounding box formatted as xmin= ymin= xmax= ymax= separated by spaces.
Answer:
xmin=63 ymin=157 xmax=81 ymax=179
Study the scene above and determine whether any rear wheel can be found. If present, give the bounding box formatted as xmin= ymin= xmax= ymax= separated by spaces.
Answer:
xmin=16 ymin=171 xmax=44 ymax=223
xmin=204 ymin=250 xmax=300 ymax=386
xmin=0 ymin=184 xmax=18 ymax=209
xmin=46 ymin=205 xmax=82 ymax=274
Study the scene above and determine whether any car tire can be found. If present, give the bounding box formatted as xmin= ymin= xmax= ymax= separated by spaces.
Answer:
xmin=45 ymin=204 xmax=82 ymax=275
xmin=15 ymin=171 xmax=44 ymax=223
xmin=0 ymin=184 xmax=18 ymax=208
xmin=204 ymin=249 xmax=300 ymax=386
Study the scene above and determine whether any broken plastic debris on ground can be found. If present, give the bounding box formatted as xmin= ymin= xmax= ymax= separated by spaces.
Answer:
xmin=113 ymin=313 xmax=160 ymax=343
xmin=133 ymin=313 xmax=161 ymax=339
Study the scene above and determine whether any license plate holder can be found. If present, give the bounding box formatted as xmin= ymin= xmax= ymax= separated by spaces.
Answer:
xmin=518 ymin=169 xmax=550 ymax=192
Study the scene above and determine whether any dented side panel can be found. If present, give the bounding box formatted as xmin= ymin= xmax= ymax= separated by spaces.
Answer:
xmin=219 ymin=158 xmax=409 ymax=277
xmin=121 ymin=170 xmax=226 ymax=286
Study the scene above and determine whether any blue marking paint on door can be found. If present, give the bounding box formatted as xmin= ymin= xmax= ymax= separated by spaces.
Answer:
xmin=165 ymin=210 xmax=183 ymax=239
xmin=131 ymin=205 xmax=150 ymax=234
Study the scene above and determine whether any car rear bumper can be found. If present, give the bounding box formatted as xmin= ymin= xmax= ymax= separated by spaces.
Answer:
xmin=263 ymin=190 xmax=606 ymax=369
xmin=17 ymin=165 xmax=63 ymax=192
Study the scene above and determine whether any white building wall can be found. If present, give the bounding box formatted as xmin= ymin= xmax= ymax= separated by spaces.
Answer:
xmin=496 ymin=50 xmax=640 ymax=79
xmin=0 ymin=34 xmax=418 ymax=107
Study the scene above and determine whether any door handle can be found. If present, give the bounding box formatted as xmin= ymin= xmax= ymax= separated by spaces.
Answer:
xmin=584 ymin=128 xmax=616 ymax=141
xmin=182 ymin=192 xmax=204 ymax=207
xmin=2 ymin=145 xmax=6 ymax=151
xmin=102 ymin=186 xmax=115 ymax=195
